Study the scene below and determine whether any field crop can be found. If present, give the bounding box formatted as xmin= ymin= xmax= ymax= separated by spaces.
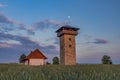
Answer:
xmin=0 ymin=64 xmax=120 ymax=80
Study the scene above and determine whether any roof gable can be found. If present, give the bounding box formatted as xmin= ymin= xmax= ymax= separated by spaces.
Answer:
xmin=26 ymin=49 xmax=47 ymax=59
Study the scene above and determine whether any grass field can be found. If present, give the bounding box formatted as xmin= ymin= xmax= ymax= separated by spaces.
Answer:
xmin=0 ymin=64 xmax=120 ymax=80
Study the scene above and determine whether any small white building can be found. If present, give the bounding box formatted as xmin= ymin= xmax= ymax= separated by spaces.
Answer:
xmin=24 ymin=49 xmax=47 ymax=66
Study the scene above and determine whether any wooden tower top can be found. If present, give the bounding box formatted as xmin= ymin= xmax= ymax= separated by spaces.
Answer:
xmin=56 ymin=25 xmax=80 ymax=37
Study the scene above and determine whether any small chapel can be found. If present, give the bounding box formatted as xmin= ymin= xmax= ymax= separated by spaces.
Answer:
xmin=23 ymin=49 xmax=47 ymax=66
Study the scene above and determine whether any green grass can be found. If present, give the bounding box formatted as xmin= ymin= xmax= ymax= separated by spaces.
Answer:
xmin=0 ymin=64 xmax=120 ymax=80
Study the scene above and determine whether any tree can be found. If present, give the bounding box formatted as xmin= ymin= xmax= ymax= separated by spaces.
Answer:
xmin=19 ymin=54 xmax=26 ymax=63
xmin=102 ymin=55 xmax=112 ymax=64
xmin=52 ymin=56 xmax=59 ymax=64
xmin=46 ymin=62 xmax=51 ymax=65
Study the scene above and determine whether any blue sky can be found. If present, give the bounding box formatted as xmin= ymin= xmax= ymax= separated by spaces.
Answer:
xmin=0 ymin=0 xmax=120 ymax=64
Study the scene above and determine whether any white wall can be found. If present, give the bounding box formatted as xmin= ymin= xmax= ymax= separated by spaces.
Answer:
xmin=24 ymin=60 xmax=28 ymax=65
xmin=29 ymin=59 xmax=45 ymax=65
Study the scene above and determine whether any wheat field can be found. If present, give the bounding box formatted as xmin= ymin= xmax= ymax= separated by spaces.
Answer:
xmin=0 ymin=64 xmax=120 ymax=80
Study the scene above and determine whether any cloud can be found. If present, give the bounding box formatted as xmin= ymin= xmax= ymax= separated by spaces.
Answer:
xmin=0 ymin=32 xmax=40 ymax=48
xmin=31 ymin=19 xmax=70 ymax=31
xmin=0 ymin=32 xmax=58 ymax=51
xmin=32 ymin=21 xmax=47 ymax=30
xmin=93 ymin=38 xmax=108 ymax=44
xmin=0 ymin=42 xmax=11 ymax=48
xmin=46 ymin=37 xmax=59 ymax=45
xmin=46 ymin=19 xmax=70 ymax=26
xmin=12 ymin=19 xmax=64 ymax=35
xmin=46 ymin=37 xmax=57 ymax=41
xmin=0 ymin=3 xmax=7 ymax=8
xmin=0 ymin=13 xmax=14 ymax=24
xmin=0 ymin=12 xmax=35 ymax=35
xmin=0 ymin=13 xmax=69 ymax=35
xmin=18 ymin=23 xmax=35 ymax=35
xmin=0 ymin=23 xmax=14 ymax=32
xmin=87 ymin=38 xmax=108 ymax=44
xmin=43 ymin=45 xmax=57 ymax=50
xmin=0 ymin=32 xmax=59 ymax=63
xmin=46 ymin=19 xmax=62 ymax=26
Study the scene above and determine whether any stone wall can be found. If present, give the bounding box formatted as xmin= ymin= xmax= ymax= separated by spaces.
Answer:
xmin=60 ymin=34 xmax=76 ymax=65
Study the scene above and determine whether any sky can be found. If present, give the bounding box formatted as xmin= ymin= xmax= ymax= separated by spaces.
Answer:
xmin=0 ymin=0 xmax=120 ymax=64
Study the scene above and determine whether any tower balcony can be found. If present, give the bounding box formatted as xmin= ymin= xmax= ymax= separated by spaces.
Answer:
xmin=57 ymin=29 xmax=78 ymax=37
xmin=56 ymin=25 xmax=80 ymax=37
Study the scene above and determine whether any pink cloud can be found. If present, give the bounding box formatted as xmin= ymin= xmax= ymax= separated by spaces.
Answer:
xmin=0 ymin=12 xmax=25 ymax=25
xmin=46 ymin=19 xmax=71 ymax=26
xmin=0 ymin=3 xmax=7 ymax=8
xmin=94 ymin=38 xmax=108 ymax=44
xmin=0 ymin=12 xmax=15 ymax=24
xmin=0 ymin=12 xmax=35 ymax=35
xmin=87 ymin=38 xmax=109 ymax=44
xmin=0 ymin=43 xmax=11 ymax=48
xmin=46 ymin=19 xmax=62 ymax=26
xmin=31 ymin=19 xmax=71 ymax=31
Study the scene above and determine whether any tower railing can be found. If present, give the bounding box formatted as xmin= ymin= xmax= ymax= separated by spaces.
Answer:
xmin=57 ymin=30 xmax=78 ymax=37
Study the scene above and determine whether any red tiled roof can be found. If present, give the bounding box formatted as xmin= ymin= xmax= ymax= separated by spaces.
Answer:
xmin=26 ymin=49 xmax=47 ymax=59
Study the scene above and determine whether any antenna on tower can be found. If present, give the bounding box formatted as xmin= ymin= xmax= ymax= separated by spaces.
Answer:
xmin=57 ymin=16 xmax=72 ymax=28
xmin=68 ymin=16 xmax=71 ymax=21
xmin=65 ymin=16 xmax=72 ymax=25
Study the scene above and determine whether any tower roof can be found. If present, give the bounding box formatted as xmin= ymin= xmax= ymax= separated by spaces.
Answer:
xmin=26 ymin=49 xmax=47 ymax=59
xmin=56 ymin=25 xmax=80 ymax=33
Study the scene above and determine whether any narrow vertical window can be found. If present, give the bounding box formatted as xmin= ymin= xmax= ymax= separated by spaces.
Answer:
xmin=69 ymin=38 xmax=71 ymax=41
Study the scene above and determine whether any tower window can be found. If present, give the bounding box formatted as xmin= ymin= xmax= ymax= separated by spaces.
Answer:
xmin=69 ymin=38 xmax=71 ymax=41
xmin=69 ymin=44 xmax=72 ymax=48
